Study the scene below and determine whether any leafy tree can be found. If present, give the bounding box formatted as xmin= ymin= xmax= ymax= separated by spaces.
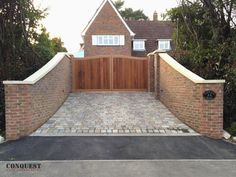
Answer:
xmin=51 ymin=37 xmax=67 ymax=53
xmin=114 ymin=0 xmax=124 ymax=11
xmin=166 ymin=0 xmax=236 ymax=127
xmin=34 ymin=28 xmax=67 ymax=60
xmin=114 ymin=0 xmax=148 ymax=20
xmin=34 ymin=28 xmax=55 ymax=61
xmin=0 ymin=0 xmax=46 ymax=134
xmin=0 ymin=0 xmax=46 ymax=80
xmin=0 ymin=0 xmax=67 ymax=135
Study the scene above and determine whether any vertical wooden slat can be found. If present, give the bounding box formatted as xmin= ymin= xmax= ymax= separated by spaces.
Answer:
xmin=71 ymin=59 xmax=77 ymax=92
xmin=111 ymin=56 xmax=114 ymax=90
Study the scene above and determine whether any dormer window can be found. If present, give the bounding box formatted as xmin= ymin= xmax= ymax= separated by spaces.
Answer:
xmin=133 ymin=39 xmax=146 ymax=51
xmin=158 ymin=39 xmax=171 ymax=50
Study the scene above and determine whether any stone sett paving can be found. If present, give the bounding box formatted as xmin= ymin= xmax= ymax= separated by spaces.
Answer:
xmin=31 ymin=92 xmax=198 ymax=136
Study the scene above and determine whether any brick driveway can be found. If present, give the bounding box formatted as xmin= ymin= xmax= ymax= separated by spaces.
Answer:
xmin=31 ymin=92 xmax=197 ymax=136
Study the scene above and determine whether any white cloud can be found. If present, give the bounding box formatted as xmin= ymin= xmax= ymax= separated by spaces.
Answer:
xmin=34 ymin=0 xmax=177 ymax=52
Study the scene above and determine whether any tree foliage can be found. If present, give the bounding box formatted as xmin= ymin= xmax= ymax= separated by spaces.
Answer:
xmin=33 ymin=28 xmax=67 ymax=60
xmin=0 ymin=0 xmax=45 ymax=80
xmin=167 ymin=0 xmax=236 ymax=127
xmin=0 ymin=0 xmax=67 ymax=134
xmin=51 ymin=37 xmax=67 ymax=54
xmin=114 ymin=0 xmax=148 ymax=20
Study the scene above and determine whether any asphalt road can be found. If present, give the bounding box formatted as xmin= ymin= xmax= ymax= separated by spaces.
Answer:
xmin=0 ymin=136 xmax=236 ymax=160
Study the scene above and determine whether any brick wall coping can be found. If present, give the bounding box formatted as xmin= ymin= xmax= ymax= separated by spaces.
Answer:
xmin=3 ymin=52 xmax=71 ymax=85
xmin=159 ymin=53 xmax=225 ymax=84
xmin=147 ymin=49 xmax=166 ymax=56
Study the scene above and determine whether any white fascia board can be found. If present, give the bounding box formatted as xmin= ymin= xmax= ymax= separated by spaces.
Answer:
xmin=157 ymin=39 xmax=172 ymax=41
xmin=133 ymin=39 xmax=147 ymax=41
xmin=81 ymin=0 xmax=135 ymax=36
xmin=3 ymin=53 xmax=70 ymax=85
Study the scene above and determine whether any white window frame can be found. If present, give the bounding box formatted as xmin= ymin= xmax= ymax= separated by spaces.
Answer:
xmin=133 ymin=39 xmax=146 ymax=51
xmin=92 ymin=35 xmax=125 ymax=46
xmin=158 ymin=39 xmax=171 ymax=50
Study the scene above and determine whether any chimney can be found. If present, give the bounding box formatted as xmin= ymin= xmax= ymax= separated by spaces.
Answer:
xmin=153 ymin=11 xmax=158 ymax=21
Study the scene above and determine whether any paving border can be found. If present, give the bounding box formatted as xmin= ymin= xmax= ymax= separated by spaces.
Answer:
xmin=31 ymin=133 xmax=200 ymax=136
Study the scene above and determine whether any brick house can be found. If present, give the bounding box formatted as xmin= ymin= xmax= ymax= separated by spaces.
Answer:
xmin=81 ymin=0 xmax=174 ymax=57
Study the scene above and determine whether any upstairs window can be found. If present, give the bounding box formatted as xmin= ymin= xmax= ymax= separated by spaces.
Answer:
xmin=133 ymin=40 xmax=146 ymax=51
xmin=92 ymin=35 xmax=125 ymax=46
xmin=158 ymin=40 xmax=171 ymax=50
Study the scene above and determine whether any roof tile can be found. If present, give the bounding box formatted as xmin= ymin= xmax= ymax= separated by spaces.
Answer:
xmin=126 ymin=20 xmax=175 ymax=56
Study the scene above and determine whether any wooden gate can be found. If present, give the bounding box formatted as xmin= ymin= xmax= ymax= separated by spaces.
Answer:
xmin=72 ymin=55 xmax=148 ymax=91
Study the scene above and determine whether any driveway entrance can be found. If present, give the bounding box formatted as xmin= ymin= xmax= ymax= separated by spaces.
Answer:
xmin=31 ymin=92 xmax=197 ymax=136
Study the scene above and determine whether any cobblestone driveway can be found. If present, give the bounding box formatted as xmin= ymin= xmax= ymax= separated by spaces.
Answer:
xmin=31 ymin=92 xmax=197 ymax=136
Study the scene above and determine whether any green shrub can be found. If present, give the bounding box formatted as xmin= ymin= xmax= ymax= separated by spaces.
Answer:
xmin=227 ymin=122 xmax=236 ymax=136
xmin=224 ymin=69 xmax=236 ymax=128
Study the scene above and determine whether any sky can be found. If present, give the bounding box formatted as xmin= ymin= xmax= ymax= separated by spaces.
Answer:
xmin=34 ymin=0 xmax=178 ymax=53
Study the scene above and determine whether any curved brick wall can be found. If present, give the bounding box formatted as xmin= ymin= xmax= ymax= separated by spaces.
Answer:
xmin=148 ymin=52 xmax=225 ymax=139
xmin=4 ymin=54 xmax=71 ymax=140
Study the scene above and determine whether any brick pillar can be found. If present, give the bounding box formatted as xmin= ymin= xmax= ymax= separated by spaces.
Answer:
xmin=155 ymin=54 xmax=160 ymax=99
xmin=148 ymin=55 xmax=155 ymax=92
xmin=198 ymin=83 xmax=224 ymax=139
xmin=5 ymin=84 xmax=32 ymax=140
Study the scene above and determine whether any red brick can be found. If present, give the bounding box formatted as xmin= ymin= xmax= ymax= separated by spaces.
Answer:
xmin=149 ymin=53 xmax=224 ymax=139
xmin=4 ymin=56 xmax=71 ymax=140
xmin=84 ymin=1 xmax=131 ymax=57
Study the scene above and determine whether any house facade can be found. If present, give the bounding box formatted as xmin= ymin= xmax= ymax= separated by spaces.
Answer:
xmin=82 ymin=0 xmax=174 ymax=57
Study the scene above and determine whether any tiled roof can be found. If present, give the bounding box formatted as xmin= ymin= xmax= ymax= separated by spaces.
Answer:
xmin=125 ymin=20 xmax=175 ymax=56
xmin=125 ymin=20 xmax=174 ymax=40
